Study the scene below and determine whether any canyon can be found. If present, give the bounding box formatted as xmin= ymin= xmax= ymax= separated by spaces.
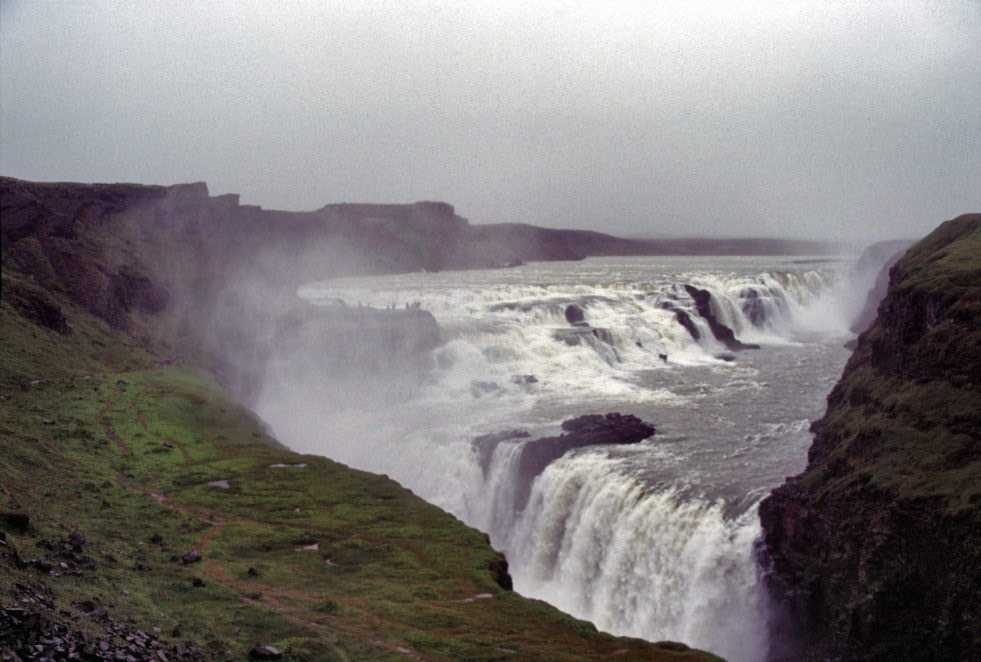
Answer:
xmin=2 ymin=176 xmax=978 ymax=661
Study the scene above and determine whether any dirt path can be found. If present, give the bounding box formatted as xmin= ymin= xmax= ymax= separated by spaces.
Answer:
xmin=97 ymin=385 xmax=130 ymax=457
xmin=93 ymin=382 xmax=369 ymax=660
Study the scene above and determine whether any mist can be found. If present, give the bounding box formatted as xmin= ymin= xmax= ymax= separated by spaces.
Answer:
xmin=2 ymin=1 xmax=979 ymax=243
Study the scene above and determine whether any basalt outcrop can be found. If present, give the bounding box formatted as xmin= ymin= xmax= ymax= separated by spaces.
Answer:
xmin=683 ymin=285 xmax=760 ymax=351
xmin=474 ymin=414 xmax=656 ymax=513
xmin=759 ymin=214 xmax=981 ymax=662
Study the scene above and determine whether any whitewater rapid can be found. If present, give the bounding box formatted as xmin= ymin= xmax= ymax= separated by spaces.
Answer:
xmin=257 ymin=255 xmax=863 ymax=662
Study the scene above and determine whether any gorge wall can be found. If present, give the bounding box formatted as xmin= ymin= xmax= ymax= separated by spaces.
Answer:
xmin=759 ymin=214 xmax=981 ymax=661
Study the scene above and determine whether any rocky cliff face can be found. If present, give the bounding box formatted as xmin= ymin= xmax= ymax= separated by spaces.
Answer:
xmin=759 ymin=214 xmax=981 ymax=661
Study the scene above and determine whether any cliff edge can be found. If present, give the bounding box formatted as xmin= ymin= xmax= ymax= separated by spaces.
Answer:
xmin=759 ymin=214 xmax=981 ymax=661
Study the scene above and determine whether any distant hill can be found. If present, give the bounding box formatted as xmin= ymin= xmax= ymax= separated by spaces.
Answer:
xmin=624 ymin=234 xmax=850 ymax=255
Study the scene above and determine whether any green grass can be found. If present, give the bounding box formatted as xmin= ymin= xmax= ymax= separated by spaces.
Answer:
xmin=0 ymin=270 xmax=720 ymax=661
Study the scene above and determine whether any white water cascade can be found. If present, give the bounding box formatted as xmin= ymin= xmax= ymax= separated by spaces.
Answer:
xmin=256 ymin=255 xmax=863 ymax=662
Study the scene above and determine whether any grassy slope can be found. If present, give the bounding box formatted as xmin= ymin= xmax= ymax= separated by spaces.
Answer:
xmin=0 ymin=269 xmax=720 ymax=661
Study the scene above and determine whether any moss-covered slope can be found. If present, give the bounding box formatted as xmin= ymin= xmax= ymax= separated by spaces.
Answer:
xmin=759 ymin=214 xmax=981 ymax=661
xmin=0 ymin=271 xmax=721 ymax=659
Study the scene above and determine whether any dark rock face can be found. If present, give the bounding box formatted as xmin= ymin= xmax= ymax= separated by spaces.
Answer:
xmin=759 ymin=215 xmax=981 ymax=662
xmin=552 ymin=326 xmax=616 ymax=349
xmin=0 ymin=512 xmax=31 ymax=533
xmin=683 ymin=285 xmax=760 ymax=351
xmin=673 ymin=309 xmax=701 ymax=341
xmin=740 ymin=288 xmax=766 ymax=326
xmin=471 ymin=414 xmax=655 ymax=512
xmin=487 ymin=556 xmax=514 ymax=591
xmin=512 ymin=414 xmax=655 ymax=512
xmin=472 ymin=429 xmax=530 ymax=477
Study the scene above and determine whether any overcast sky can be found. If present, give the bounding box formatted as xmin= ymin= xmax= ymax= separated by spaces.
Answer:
xmin=2 ymin=1 xmax=979 ymax=241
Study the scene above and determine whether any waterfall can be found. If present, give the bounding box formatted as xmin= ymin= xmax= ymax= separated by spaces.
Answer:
xmin=502 ymin=453 xmax=770 ymax=662
xmin=257 ymin=257 xmax=855 ymax=662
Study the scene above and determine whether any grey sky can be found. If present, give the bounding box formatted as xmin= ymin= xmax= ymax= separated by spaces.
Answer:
xmin=2 ymin=1 xmax=979 ymax=241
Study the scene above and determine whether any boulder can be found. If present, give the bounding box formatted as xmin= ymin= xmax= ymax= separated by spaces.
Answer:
xmin=564 ymin=304 xmax=586 ymax=325
xmin=180 ymin=550 xmax=202 ymax=565
xmin=0 ymin=512 xmax=30 ymax=533
xmin=249 ymin=644 xmax=283 ymax=660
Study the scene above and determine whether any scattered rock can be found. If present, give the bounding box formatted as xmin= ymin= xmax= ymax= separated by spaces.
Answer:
xmin=22 ymin=532 xmax=95 ymax=576
xmin=249 ymin=644 xmax=283 ymax=659
xmin=1 ymin=583 xmax=205 ymax=660
xmin=0 ymin=512 xmax=30 ymax=533
xmin=74 ymin=599 xmax=107 ymax=619
xmin=552 ymin=326 xmax=617 ymax=349
xmin=206 ymin=479 xmax=230 ymax=489
xmin=459 ymin=593 xmax=495 ymax=603
xmin=180 ymin=550 xmax=201 ymax=565
xmin=510 ymin=374 xmax=538 ymax=385
xmin=67 ymin=532 xmax=86 ymax=551
xmin=269 ymin=463 xmax=306 ymax=469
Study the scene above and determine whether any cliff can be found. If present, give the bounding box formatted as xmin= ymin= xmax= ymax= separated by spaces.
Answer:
xmin=759 ymin=214 xmax=981 ymax=661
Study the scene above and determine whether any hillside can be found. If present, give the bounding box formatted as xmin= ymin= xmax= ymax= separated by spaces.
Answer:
xmin=0 ymin=178 xmax=721 ymax=660
xmin=759 ymin=214 xmax=981 ymax=661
